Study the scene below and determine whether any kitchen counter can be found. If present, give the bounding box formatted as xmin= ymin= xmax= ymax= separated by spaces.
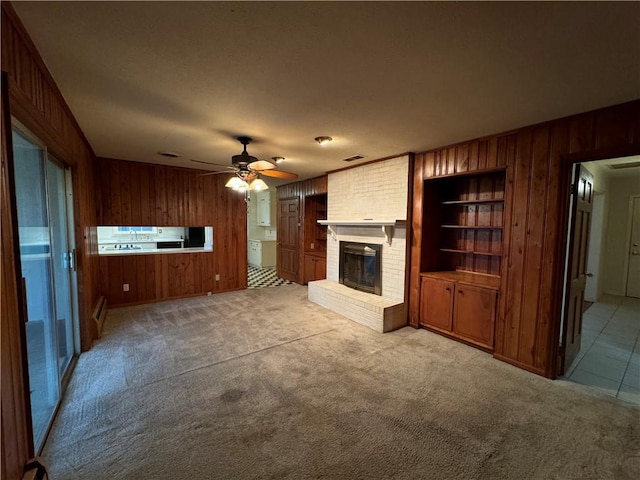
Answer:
xmin=99 ymin=247 xmax=212 ymax=256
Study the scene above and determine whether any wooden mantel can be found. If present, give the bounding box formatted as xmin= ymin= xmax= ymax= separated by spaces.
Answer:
xmin=317 ymin=219 xmax=406 ymax=245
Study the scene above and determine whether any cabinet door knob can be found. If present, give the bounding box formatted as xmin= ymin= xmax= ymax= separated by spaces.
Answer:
xmin=458 ymin=290 xmax=464 ymax=295
xmin=445 ymin=287 xmax=451 ymax=292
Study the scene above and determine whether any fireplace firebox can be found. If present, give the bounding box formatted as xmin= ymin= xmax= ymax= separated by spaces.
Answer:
xmin=339 ymin=241 xmax=382 ymax=295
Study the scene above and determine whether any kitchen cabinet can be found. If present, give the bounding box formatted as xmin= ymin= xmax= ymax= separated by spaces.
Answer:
xmin=420 ymin=272 xmax=497 ymax=350
xmin=248 ymin=239 xmax=276 ymax=267
xmin=256 ymin=191 xmax=272 ymax=226
xmin=304 ymin=254 xmax=326 ymax=284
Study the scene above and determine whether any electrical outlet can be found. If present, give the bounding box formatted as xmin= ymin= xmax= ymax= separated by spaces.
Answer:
xmin=310 ymin=242 xmax=315 ymax=250
xmin=215 ymin=274 xmax=220 ymax=281
xmin=123 ymin=283 xmax=129 ymax=292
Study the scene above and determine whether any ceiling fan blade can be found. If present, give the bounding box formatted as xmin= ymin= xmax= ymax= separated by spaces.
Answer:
xmin=261 ymin=170 xmax=298 ymax=180
xmin=190 ymin=159 xmax=230 ymax=168
xmin=248 ymin=159 xmax=275 ymax=171
xmin=198 ymin=170 xmax=235 ymax=177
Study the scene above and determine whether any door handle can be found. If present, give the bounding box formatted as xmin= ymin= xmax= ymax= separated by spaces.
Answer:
xmin=632 ymin=251 xmax=639 ymax=256
xmin=586 ymin=273 xmax=593 ymax=277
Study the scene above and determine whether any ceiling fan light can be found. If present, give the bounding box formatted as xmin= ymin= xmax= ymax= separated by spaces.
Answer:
xmin=315 ymin=136 xmax=332 ymax=146
xmin=249 ymin=178 xmax=269 ymax=191
xmin=225 ymin=176 xmax=247 ymax=189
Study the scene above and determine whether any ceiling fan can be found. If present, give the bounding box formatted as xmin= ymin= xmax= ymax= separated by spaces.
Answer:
xmin=192 ymin=136 xmax=298 ymax=190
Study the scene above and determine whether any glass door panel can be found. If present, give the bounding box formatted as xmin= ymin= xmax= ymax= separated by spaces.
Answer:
xmin=12 ymin=129 xmax=59 ymax=450
xmin=45 ymin=158 xmax=74 ymax=377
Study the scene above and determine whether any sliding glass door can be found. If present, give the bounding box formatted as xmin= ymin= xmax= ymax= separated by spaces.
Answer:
xmin=45 ymin=158 xmax=75 ymax=377
xmin=12 ymin=127 xmax=77 ymax=452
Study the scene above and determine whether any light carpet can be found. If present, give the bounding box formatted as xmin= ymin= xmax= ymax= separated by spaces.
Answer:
xmin=42 ymin=284 xmax=639 ymax=479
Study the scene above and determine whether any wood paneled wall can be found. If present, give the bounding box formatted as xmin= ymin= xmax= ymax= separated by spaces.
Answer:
xmin=276 ymin=175 xmax=328 ymax=201
xmin=96 ymin=157 xmax=248 ymax=304
xmin=276 ymin=176 xmax=328 ymax=284
xmin=410 ymin=100 xmax=640 ymax=377
xmin=2 ymin=3 xmax=100 ymax=474
xmin=2 ymin=2 xmax=100 ymax=351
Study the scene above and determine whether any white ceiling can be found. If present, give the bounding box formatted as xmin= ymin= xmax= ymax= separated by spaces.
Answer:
xmin=11 ymin=1 xmax=640 ymax=185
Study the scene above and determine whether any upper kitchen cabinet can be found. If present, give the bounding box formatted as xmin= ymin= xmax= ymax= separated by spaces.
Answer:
xmin=256 ymin=191 xmax=273 ymax=226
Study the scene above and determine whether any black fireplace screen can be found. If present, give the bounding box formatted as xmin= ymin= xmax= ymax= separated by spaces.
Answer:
xmin=339 ymin=242 xmax=382 ymax=295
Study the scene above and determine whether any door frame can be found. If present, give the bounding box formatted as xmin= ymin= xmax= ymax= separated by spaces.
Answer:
xmin=550 ymin=144 xmax=640 ymax=378
xmin=624 ymin=194 xmax=640 ymax=297
xmin=2 ymin=72 xmax=35 ymax=461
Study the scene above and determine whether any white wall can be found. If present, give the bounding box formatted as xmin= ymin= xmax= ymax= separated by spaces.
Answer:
xmin=582 ymin=162 xmax=610 ymax=302
xmin=601 ymin=171 xmax=640 ymax=295
xmin=585 ymin=193 xmax=605 ymax=302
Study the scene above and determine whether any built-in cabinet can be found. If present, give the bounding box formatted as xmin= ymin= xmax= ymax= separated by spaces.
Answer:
xmin=420 ymin=272 xmax=498 ymax=350
xmin=422 ymin=169 xmax=505 ymax=275
xmin=303 ymin=194 xmax=327 ymax=284
xmin=418 ymin=169 xmax=504 ymax=351
xmin=304 ymin=254 xmax=326 ymax=283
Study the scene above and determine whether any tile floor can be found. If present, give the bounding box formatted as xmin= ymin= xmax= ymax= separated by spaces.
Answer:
xmin=564 ymin=294 xmax=640 ymax=405
xmin=247 ymin=265 xmax=293 ymax=289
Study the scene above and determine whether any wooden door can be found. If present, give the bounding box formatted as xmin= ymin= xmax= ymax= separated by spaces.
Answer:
xmin=277 ymin=197 xmax=299 ymax=282
xmin=561 ymin=164 xmax=594 ymax=374
xmin=453 ymin=284 xmax=496 ymax=350
xmin=419 ymin=277 xmax=454 ymax=331
xmin=626 ymin=196 xmax=640 ymax=298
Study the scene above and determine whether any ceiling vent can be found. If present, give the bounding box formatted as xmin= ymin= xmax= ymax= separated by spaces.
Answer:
xmin=606 ymin=161 xmax=640 ymax=170
xmin=343 ymin=155 xmax=365 ymax=162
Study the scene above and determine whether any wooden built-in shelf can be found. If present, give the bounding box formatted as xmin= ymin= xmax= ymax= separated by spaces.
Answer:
xmin=441 ymin=225 xmax=503 ymax=230
xmin=441 ymin=199 xmax=504 ymax=205
xmin=304 ymin=194 xmax=328 ymax=258
xmin=420 ymin=270 xmax=500 ymax=290
xmin=440 ymin=248 xmax=502 ymax=256
xmin=421 ymin=169 xmax=505 ymax=278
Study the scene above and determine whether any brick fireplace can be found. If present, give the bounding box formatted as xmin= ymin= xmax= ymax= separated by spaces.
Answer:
xmin=308 ymin=155 xmax=409 ymax=332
